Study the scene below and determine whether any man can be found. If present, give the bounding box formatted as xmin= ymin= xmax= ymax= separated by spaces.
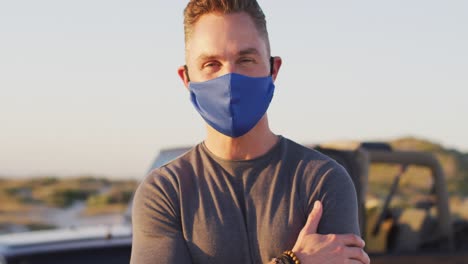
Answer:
xmin=131 ymin=1 xmax=370 ymax=263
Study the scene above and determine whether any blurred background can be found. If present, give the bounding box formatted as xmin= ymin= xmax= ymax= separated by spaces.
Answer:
xmin=1 ymin=0 xmax=467 ymax=235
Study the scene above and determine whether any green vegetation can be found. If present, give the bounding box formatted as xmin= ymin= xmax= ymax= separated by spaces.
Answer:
xmin=0 ymin=176 xmax=137 ymax=208
xmin=0 ymin=176 xmax=138 ymax=233
xmin=84 ymin=180 xmax=137 ymax=215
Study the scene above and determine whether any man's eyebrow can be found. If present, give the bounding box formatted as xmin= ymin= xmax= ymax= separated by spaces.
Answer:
xmin=196 ymin=54 xmax=219 ymax=62
xmin=238 ymin=48 xmax=260 ymax=56
xmin=196 ymin=48 xmax=261 ymax=61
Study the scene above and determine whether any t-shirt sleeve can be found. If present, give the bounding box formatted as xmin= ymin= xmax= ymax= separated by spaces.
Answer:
xmin=305 ymin=161 xmax=361 ymax=236
xmin=130 ymin=171 xmax=193 ymax=264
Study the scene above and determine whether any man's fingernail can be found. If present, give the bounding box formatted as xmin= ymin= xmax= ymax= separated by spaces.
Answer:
xmin=314 ymin=201 xmax=320 ymax=210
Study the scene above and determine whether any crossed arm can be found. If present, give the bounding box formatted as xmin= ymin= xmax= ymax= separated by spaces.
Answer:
xmin=268 ymin=201 xmax=370 ymax=264
xmin=130 ymin=165 xmax=370 ymax=264
xmin=131 ymin=199 xmax=369 ymax=264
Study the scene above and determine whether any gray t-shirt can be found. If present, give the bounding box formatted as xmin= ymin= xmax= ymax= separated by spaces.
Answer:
xmin=131 ymin=136 xmax=359 ymax=264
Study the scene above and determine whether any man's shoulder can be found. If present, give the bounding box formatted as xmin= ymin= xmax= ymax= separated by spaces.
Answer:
xmin=141 ymin=144 xmax=206 ymax=185
xmin=282 ymin=137 xmax=338 ymax=166
xmin=281 ymin=137 xmax=349 ymax=183
xmin=150 ymin=144 xmax=194 ymax=171
xmin=158 ymin=145 xmax=198 ymax=169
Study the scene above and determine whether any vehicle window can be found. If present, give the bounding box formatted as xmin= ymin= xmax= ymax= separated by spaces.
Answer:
xmin=366 ymin=163 xmax=435 ymax=253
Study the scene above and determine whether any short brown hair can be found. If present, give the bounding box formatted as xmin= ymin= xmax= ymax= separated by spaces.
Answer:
xmin=183 ymin=0 xmax=270 ymax=53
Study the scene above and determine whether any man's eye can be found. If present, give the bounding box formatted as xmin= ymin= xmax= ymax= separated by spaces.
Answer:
xmin=203 ymin=62 xmax=220 ymax=68
xmin=239 ymin=57 xmax=255 ymax=64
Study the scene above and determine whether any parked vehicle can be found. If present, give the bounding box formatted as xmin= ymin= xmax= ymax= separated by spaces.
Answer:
xmin=316 ymin=143 xmax=468 ymax=263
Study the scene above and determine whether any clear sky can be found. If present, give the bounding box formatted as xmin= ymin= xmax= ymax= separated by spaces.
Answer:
xmin=1 ymin=0 xmax=467 ymax=178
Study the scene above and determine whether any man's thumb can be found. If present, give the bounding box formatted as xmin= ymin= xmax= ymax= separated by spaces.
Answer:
xmin=303 ymin=200 xmax=323 ymax=234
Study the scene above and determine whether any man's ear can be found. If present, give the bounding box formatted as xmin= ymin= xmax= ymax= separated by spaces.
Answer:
xmin=177 ymin=65 xmax=190 ymax=89
xmin=271 ymin=56 xmax=282 ymax=82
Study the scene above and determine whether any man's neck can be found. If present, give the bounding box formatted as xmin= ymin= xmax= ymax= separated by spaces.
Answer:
xmin=204 ymin=116 xmax=279 ymax=161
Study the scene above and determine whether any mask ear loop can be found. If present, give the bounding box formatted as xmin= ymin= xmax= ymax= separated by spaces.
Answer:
xmin=270 ymin=57 xmax=274 ymax=76
xmin=184 ymin=65 xmax=191 ymax=82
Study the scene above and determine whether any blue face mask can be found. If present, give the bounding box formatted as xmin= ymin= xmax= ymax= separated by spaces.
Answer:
xmin=189 ymin=73 xmax=275 ymax=138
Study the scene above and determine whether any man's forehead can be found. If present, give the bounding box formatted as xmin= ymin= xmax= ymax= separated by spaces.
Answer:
xmin=185 ymin=12 xmax=268 ymax=61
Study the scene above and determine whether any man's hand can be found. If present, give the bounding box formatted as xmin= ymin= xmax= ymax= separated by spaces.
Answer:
xmin=292 ymin=201 xmax=370 ymax=264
